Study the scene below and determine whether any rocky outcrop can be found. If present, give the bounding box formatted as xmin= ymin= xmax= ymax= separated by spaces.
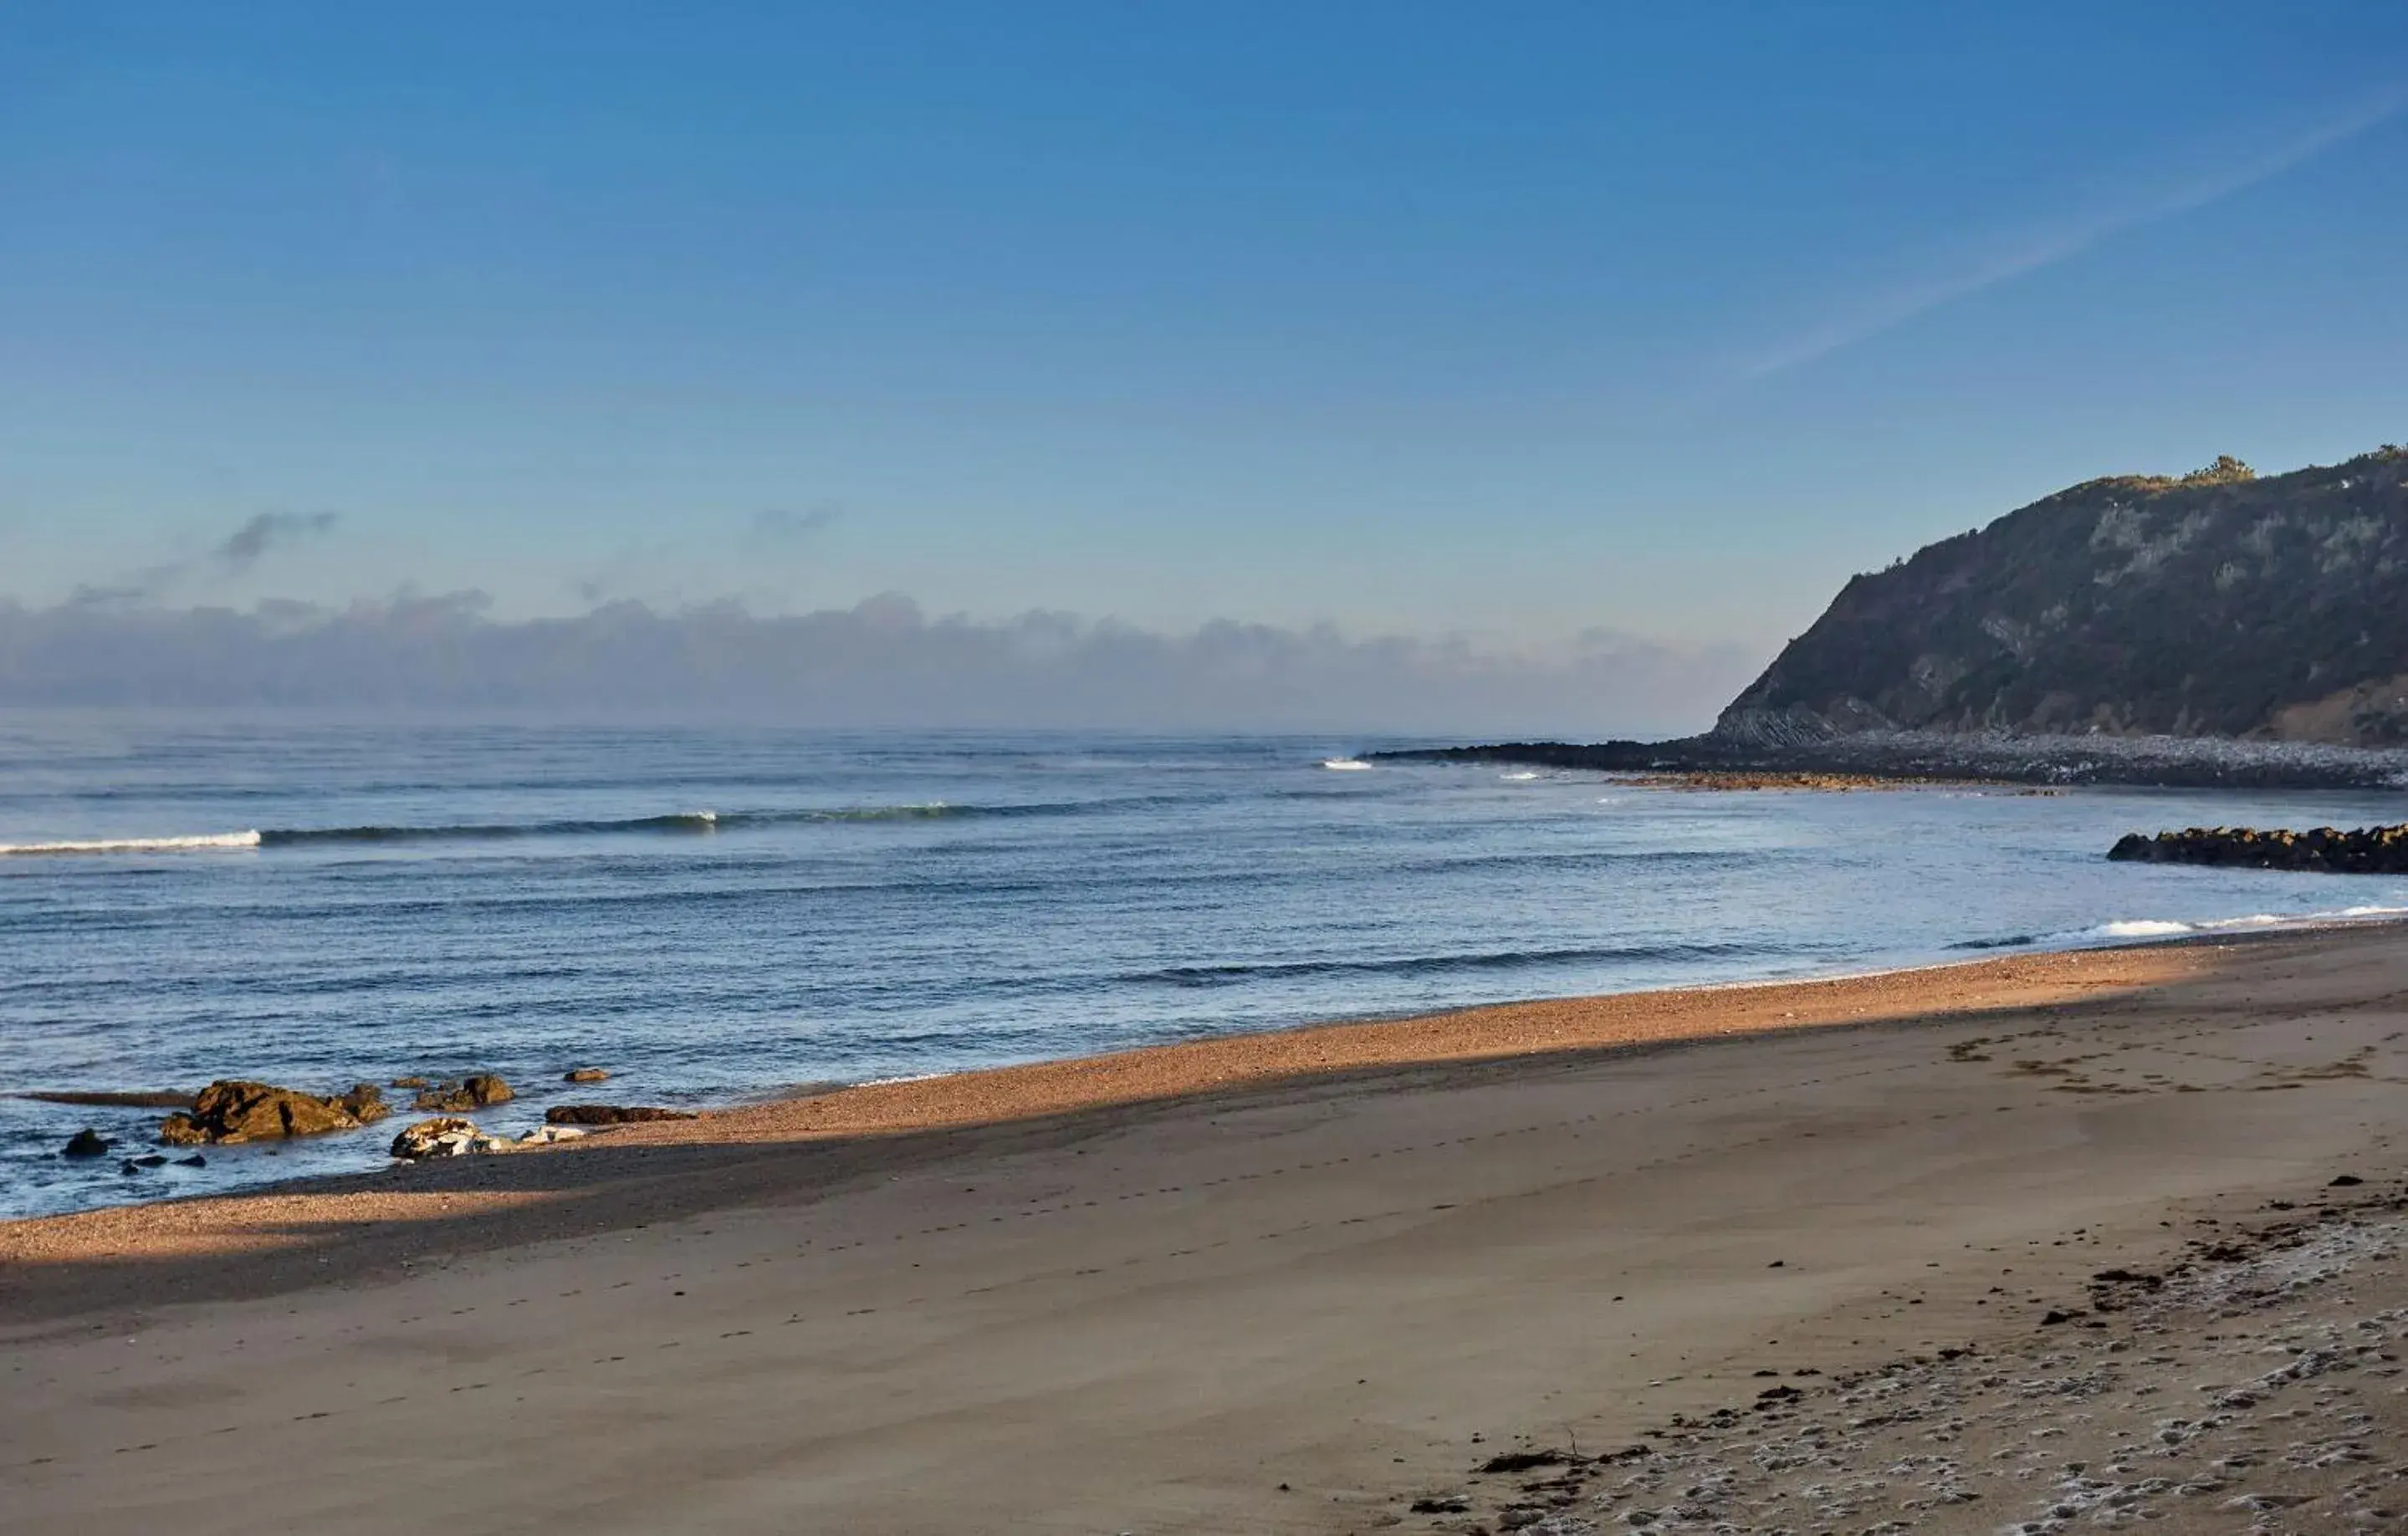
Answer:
xmin=544 ymin=1104 xmax=696 ymax=1125
xmin=563 ymin=1067 xmax=611 ymax=1084
xmin=411 ymin=1074 xmax=514 ymax=1112
xmin=2108 ymin=823 xmax=2408 ymax=873
xmin=389 ymin=1117 xmax=504 ymax=1159
xmin=1372 ymin=731 xmax=2408 ymax=789
xmin=60 ymin=1129 xmax=113 ymax=1159
xmin=158 ymin=1080 xmax=366 ymax=1145
xmin=1718 ymin=448 xmax=2408 ymax=746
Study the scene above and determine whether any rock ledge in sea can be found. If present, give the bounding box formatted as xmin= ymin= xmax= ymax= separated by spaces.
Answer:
xmin=2107 ymin=823 xmax=2408 ymax=874
xmin=545 ymin=1104 xmax=698 ymax=1125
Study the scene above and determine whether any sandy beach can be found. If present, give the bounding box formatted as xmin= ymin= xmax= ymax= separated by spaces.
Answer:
xmin=8 ymin=926 xmax=2408 ymax=1533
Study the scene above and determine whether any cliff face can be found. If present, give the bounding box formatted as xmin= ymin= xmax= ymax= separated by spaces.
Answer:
xmin=1717 ymin=449 xmax=2408 ymax=747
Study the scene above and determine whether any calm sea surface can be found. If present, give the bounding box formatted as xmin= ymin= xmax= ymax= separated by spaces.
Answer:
xmin=4 ymin=716 xmax=2405 ymax=1219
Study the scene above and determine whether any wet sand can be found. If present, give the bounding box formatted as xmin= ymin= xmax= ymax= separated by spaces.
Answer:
xmin=5 ymin=927 xmax=2406 ymax=1533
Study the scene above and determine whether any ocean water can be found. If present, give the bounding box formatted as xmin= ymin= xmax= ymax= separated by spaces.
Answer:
xmin=4 ymin=715 xmax=2405 ymax=1221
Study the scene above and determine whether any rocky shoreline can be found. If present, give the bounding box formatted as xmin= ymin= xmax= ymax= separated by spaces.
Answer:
xmin=35 ymin=1069 xmax=696 ymax=1171
xmin=1370 ymin=729 xmax=2408 ymax=789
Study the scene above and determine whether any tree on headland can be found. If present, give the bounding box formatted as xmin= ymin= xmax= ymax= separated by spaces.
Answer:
xmin=2180 ymin=454 xmax=2256 ymax=485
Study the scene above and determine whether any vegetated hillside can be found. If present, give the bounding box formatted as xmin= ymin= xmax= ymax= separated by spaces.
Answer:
xmin=1716 ymin=447 xmax=2408 ymax=746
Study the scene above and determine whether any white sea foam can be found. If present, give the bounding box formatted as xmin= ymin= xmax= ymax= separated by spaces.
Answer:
xmin=2087 ymin=918 xmax=2199 ymax=939
xmin=2078 ymin=904 xmax=2408 ymax=944
xmin=0 ymin=830 xmax=263 ymax=856
xmin=1319 ymin=758 xmax=1371 ymax=771
xmin=1501 ymin=770 xmax=1540 ymax=781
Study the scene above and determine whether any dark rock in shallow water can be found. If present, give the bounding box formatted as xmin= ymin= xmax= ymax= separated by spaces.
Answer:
xmin=412 ymin=1074 xmax=514 ymax=1112
xmin=158 ymin=1080 xmax=365 ymax=1145
xmin=335 ymin=1083 xmax=390 ymax=1123
xmin=391 ymin=1075 xmax=433 ymax=1089
xmin=563 ymin=1067 xmax=611 ymax=1084
xmin=175 ymin=1154 xmax=207 ymax=1167
xmin=545 ymin=1104 xmax=697 ymax=1125
xmin=61 ymin=1128 xmax=112 ymax=1159
xmin=21 ymin=1089 xmax=196 ymax=1110
xmin=2107 ymin=823 xmax=2408 ymax=873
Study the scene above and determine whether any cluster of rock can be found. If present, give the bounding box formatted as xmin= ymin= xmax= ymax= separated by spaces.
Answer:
xmin=2107 ymin=823 xmax=2408 ymax=873
xmin=388 ymin=1118 xmax=596 ymax=1159
xmin=48 ymin=1063 xmax=704 ymax=1165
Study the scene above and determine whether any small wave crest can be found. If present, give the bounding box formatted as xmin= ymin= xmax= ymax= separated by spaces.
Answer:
xmin=1952 ymin=902 xmax=2408 ymax=952
xmin=1319 ymin=758 xmax=1371 ymax=771
xmin=0 ymin=830 xmax=263 ymax=856
xmin=1132 ymin=941 xmax=1762 ymax=988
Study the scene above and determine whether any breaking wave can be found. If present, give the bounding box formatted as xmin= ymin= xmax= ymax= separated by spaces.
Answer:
xmin=0 ymin=830 xmax=263 ymax=856
xmin=1950 ymin=903 xmax=2408 ymax=952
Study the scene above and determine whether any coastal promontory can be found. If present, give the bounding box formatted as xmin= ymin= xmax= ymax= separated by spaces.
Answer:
xmin=1383 ymin=445 xmax=2408 ymax=787
xmin=1717 ymin=447 xmax=2408 ymax=748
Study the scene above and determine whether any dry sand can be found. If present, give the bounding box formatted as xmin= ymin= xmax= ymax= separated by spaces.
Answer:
xmin=5 ymin=928 xmax=2407 ymax=1533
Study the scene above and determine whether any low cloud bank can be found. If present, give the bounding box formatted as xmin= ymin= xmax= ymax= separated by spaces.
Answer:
xmin=0 ymin=593 xmax=1756 ymax=737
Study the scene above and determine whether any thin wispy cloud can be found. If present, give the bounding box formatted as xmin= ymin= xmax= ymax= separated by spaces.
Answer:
xmin=748 ymin=505 xmax=843 ymax=545
xmin=214 ymin=511 xmax=340 ymax=570
xmin=1742 ymin=89 xmax=2407 ymax=380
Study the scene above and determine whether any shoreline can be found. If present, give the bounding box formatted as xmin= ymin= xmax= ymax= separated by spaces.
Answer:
xmin=0 ymin=932 xmax=2239 ymax=1289
xmin=8 ymin=915 xmax=2401 ymax=1261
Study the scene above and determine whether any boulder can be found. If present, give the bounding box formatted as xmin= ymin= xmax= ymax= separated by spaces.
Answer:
xmin=61 ymin=1128 xmax=113 ymax=1159
xmin=412 ymin=1074 xmax=514 ymax=1112
xmin=389 ymin=1117 xmax=504 ymax=1160
xmin=335 ymin=1083 xmax=390 ymax=1124
xmin=159 ymin=1080 xmax=363 ymax=1145
xmin=544 ymin=1104 xmax=698 ymax=1125
xmin=391 ymin=1075 xmax=433 ymax=1089
xmin=563 ymin=1067 xmax=611 ymax=1084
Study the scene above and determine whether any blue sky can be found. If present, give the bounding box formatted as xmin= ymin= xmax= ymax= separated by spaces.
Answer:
xmin=5 ymin=2 xmax=2405 ymax=662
